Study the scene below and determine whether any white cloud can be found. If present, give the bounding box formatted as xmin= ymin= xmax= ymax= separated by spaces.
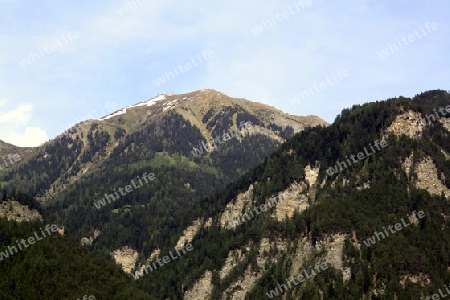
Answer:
xmin=6 ymin=127 xmax=48 ymax=147
xmin=0 ymin=103 xmax=32 ymax=124
xmin=0 ymin=103 xmax=48 ymax=147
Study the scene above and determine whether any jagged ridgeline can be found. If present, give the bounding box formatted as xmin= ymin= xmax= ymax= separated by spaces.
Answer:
xmin=132 ymin=90 xmax=450 ymax=299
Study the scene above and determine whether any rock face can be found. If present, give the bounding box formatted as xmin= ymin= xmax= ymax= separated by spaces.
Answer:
xmin=220 ymin=184 xmax=254 ymax=230
xmin=272 ymin=181 xmax=309 ymax=221
xmin=184 ymin=270 xmax=213 ymax=300
xmin=219 ymin=247 xmax=248 ymax=280
xmin=305 ymin=164 xmax=319 ymax=186
xmin=404 ymin=154 xmax=450 ymax=199
xmin=132 ymin=248 xmax=161 ymax=279
xmin=415 ymin=156 xmax=450 ymax=198
xmin=387 ymin=110 xmax=424 ymax=139
xmin=81 ymin=229 xmax=100 ymax=246
xmin=174 ymin=217 xmax=212 ymax=250
xmin=111 ymin=246 xmax=139 ymax=274
xmin=440 ymin=117 xmax=450 ymax=132
xmin=221 ymin=238 xmax=287 ymax=300
xmin=289 ymin=233 xmax=350 ymax=283
xmin=175 ymin=219 xmax=202 ymax=250
xmin=320 ymin=234 xmax=351 ymax=282
xmin=386 ymin=109 xmax=450 ymax=140
xmin=219 ymin=180 xmax=310 ymax=228
xmin=289 ymin=236 xmax=315 ymax=278
xmin=0 ymin=201 xmax=42 ymax=222
xmin=204 ymin=217 xmax=212 ymax=227
xmin=403 ymin=154 xmax=414 ymax=178
xmin=441 ymin=149 xmax=450 ymax=160
xmin=289 ymin=237 xmax=314 ymax=277
xmin=184 ymin=238 xmax=288 ymax=300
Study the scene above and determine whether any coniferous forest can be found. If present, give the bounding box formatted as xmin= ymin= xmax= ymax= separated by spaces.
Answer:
xmin=1 ymin=90 xmax=450 ymax=299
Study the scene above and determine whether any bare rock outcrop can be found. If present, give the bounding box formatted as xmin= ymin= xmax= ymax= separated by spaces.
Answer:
xmin=175 ymin=217 xmax=212 ymax=251
xmin=387 ymin=110 xmax=424 ymax=139
xmin=289 ymin=236 xmax=315 ymax=277
xmin=404 ymin=154 xmax=450 ymax=199
xmin=404 ymin=154 xmax=414 ymax=178
xmin=186 ymin=238 xmax=288 ymax=300
xmin=290 ymin=233 xmax=350 ymax=283
xmin=219 ymin=247 xmax=248 ymax=280
xmin=221 ymin=238 xmax=287 ymax=300
xmin=415 ymin=156 xmax=449 ymax=198
xmin=184 ymin=270 xmax=213 ymax=300
xmin=272 ymin=181 xmax=309 ymax=221
xmin=81 ymin=229 xmax=100 ymax=246
xmin=132 ymin=248 xmax=161 ymax=279
xmin=305 ymin=164 xmax=319 ymax=186
xmin=175 ymin=219 xmax=202 ymax=250
xmin=220 ymin=180 xmax=310 ymax=230
xmin=320 ymin=234 xmax=351 ymax=282
xmin=220 ymin=184 xmax=254 ymax=230
xmin=0 ymin=201 xmax=42 ymax=223
xmin=111 ymin=246 xmax=139 ymax=274
xmin=440 ymin=117 xmax=450 ymax=132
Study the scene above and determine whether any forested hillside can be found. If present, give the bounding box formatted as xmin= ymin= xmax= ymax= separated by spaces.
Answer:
xmin=2 ymin=90 xmax=449 ymax=299
xmin=0 ymin=193 xmax=155 ymax=299
xmin=0 ymin=90 xmax=327 ymax=287
xmin=131 ymin=90 xmax=450 ymax=299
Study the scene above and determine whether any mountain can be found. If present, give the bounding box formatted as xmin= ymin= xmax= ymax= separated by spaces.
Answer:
xmin=0 ymin=192 xmax=155 ymax=299
xmin=152 ymin=89 xmax=449 ymax=299
xmin=0 ymin=89 xmax=327 ymax=288
xmin=4 ymin=89 xmax=449 ymax=299
xmin=0 ymin=140 xmax=35 ymax=164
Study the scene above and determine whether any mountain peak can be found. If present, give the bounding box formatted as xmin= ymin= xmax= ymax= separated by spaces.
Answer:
xmin=94 ymin=89 xmax=328 ymax=134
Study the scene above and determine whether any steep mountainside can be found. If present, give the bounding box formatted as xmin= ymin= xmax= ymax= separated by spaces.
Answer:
xmin=2 ymin=89 xmax=450 ymax=299
xmin=0 ymin=89 xmax=327 ymax=280
xmin=127 ymin=90 xmax=450 ymax=299
xmin=0 ymin=188 xmax=157 ymax=299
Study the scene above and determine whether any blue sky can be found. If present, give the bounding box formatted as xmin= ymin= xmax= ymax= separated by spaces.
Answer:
xmin=0 ymin=0 xmax=448 ymax=146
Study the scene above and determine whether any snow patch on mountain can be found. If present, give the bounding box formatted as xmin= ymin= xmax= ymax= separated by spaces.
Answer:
xmin=163 ymin=99 xmax=180 ymax=111
xmin=98 ymin=94 xmax=167 ymax=120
